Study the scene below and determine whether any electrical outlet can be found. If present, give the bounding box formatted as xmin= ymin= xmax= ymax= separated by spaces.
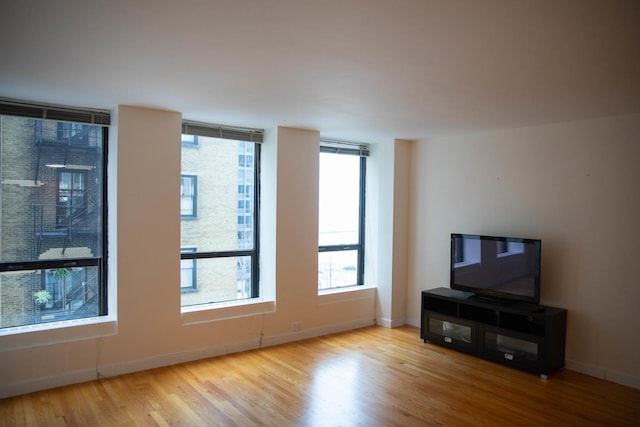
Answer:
xmin=291 ymin=321 xmax=302 ymax=332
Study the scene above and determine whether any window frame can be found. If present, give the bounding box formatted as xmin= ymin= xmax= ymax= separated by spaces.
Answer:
xmin=318 ymin=144 xmax=367 ymax=290
xmin=0 ymin=100 xmax=109 ymax=330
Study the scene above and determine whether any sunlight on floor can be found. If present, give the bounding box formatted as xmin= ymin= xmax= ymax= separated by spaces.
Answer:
xmin=305 ymin=355 xmax=361 ymax=424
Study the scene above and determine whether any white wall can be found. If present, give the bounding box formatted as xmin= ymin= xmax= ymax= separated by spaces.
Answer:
xmin=407 ymin=113 xmax=640 ymax=389
xmin=0 ymin=107 xmax=385 ymax=398
xmin=367 ymin=139 xmax=410 ymax=328
xmin=7 ymin=105 xmax=635 ymax=396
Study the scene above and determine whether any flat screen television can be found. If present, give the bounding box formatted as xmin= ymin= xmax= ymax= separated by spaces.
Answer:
xmin=450 ymin=233 xmax=541 ymax=304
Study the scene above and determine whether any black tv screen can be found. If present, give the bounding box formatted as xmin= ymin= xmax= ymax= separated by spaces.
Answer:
xmin=450 ymin=233 xmax=541 ymax=304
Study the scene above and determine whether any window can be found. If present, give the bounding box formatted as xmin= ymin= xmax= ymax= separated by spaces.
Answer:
xmin=497 ymin=240 xmax=525 ymax=257
xmin=0 ymin=98 xmax=109 ymax=330
xmin=180 ymin=175 xmax=197 ymax=217
xmin=181 ymin=134 xmax=199 ymax=146
xmin=180 ymin=120 xmax=262 ymax=308
xmin=318 ymin=140 xmax=368 ymax=290
xmin=57 ymin=171 xmax=87 ymax=227
xmin=239 ymin=154 xmax=253 ymax=168
xmin=180 ymin=248 xmax=197 ymax=292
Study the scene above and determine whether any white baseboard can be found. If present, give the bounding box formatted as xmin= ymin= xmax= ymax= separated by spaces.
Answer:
xmin=566 ymin=358 xmax=640 ymax=390
xmin=0 ymin=368 xmax=97 ymax=399
xmin=102 ymin=316 xmax=375 ymax=376
xmin=0 ymin=317 xmax=375 ymax=399
xmin=10 ymin=320 xmax=636 ymax=399
xmin=261 ymin=317 xmax=375 ymax=347
xmin=96 ymin=338 xmax=261 ymax=379
xmin=375 ymin=317 xmax=407 ymax=328
xmin=565 ymin=359 xmax=606 ymax=380
xmin=406 ymin=317 xmax=420 ymax=328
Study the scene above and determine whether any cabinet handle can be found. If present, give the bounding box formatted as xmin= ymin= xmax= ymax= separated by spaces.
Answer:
xmin=444 ymin=337 xmax=452 ymax=343
xmin=504 ymin=353 xmax=514 ymax=361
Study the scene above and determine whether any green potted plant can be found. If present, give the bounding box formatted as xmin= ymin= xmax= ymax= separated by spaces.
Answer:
xmin=51 ymin=267 xmax=72 ymax=281
xmin=33 ymin=289 xmax=52 ymax=307
xmin=33 ymin=290 xmax=52 ymax=321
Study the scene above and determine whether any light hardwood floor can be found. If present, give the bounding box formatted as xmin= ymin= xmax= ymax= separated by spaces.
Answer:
xmin=1 ymin=325 xmax=639 ymax=426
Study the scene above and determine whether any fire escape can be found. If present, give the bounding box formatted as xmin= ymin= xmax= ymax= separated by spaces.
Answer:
xmin=31 ymin=121 xmax=102 ymax=319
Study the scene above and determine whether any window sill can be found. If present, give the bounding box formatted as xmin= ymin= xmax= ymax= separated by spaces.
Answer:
xmin=0 ymin=316 xmax=117 ymax=351
xmin=318 ymin=284 xmax=376 ymax=304
xmin=181 ymin=299 xmax=276 ymax=325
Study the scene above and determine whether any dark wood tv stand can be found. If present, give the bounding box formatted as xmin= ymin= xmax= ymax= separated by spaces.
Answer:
xmin=421 ymin=287 xmax=567 ymax=377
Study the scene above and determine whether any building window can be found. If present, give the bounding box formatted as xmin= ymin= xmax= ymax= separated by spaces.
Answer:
xmin=318 ymin=141 xmax=367 ymax=290
xmin=239 ymin=154 xmax=253 ymax=168
xmin=57 ymin=171 xmax=87 ymax=227
xmin=181 ymin=134 xmax=199 ymax=146
xmin=0 ymin=101 xmax=109 ymax=331
xmin=180 ymin=121 xmax=262 ymax=308
xmin=181 ymin=175 xmax=197 ymax=218
xmin=180 ymin=248 xmax=197 ymax=292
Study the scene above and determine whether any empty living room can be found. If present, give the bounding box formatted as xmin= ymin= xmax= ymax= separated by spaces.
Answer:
xmin=1 ymin=1 xmax=639 ymax=426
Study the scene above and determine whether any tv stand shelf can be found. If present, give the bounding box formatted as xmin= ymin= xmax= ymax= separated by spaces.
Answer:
xmin=421 ymin=287 xmax=567 ymax=377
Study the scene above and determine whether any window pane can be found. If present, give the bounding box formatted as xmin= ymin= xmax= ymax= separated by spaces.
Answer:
xmin=181 ymin=137 xmax=255 ymax=252
xmin=318 ymin=250 xmax=358 ymax=289
xmin=180 ymin=248 xmax=196 ymax=290
xmin=0 ymin=267 xmax=100 ymax=328
xmin=180 ymin=258 xmax=195 ymax=289
xmin=181 ymin=134 xmax=198 ymax=146
xmin=180 ymin=256 xmax=253 ymax=306
xmin=180 ymin=175 xmax=196 ymax=217
xmin=319 ymin=153 xmax=360 ymax=245
xmin=60 ymin=172 xmax=72 ymax=189
xmin=0 ymin=116 xmax=104 ymax=263
xmin=72 ymin=172 xmax=84 ymax=189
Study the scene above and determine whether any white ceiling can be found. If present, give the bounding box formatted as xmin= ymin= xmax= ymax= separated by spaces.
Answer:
xmin=2 ymin=0 xmax=639 ymax=142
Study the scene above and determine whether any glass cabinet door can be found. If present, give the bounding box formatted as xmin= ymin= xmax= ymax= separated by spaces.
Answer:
xmin=484 ymin=331 xmax=539 ymax=362
xmin=430 ymin=318 xmax=472 ymax=344
xmin=426 ymin=315 xmax=476 ymax=352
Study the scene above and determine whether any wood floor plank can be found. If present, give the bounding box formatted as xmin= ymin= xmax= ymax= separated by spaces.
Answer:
xmin=1 ymin=325 xmax=639 ymax=426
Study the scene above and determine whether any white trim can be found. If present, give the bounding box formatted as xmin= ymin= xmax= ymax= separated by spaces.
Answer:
xmin=605 ymin=369 xmax=640 ymax=390
xmin=0 ymin=317 xmax=117 ymax=351
xmin=318 ymin=284 xmax=376 ymax=304
xmin=101 ymin=318 xmax=374 ymax=379
xmin=181 ymin=299 xmax=276 ymax=325
xmin=375 ymin=317 xmax=407 ymax=328
xmin=565 ymin=358 xmax=606 ymax=380
xmin=0 ymin=317 xmax=374 ymax=399
xmin=565 ymin=358 xmax=640 ymax=390
xmin=260 ymin=317 xmax=375 ymax=348
xmin=0 ymin=367 xmax=98 ymax=399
